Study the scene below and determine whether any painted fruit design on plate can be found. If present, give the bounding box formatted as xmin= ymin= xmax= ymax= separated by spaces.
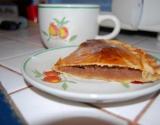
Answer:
xmin=42 ymin=17 xmax=77 ymax=43
xmin=32 ymin=69 xmax=76 ymax=90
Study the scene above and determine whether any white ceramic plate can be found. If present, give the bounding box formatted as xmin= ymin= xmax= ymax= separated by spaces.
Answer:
xmin=22 ymin=46 xmax=160 ymax=103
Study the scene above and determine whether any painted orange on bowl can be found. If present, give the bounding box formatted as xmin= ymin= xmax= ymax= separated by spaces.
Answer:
xmin=59 ymin=27 xmax=69 ymax=39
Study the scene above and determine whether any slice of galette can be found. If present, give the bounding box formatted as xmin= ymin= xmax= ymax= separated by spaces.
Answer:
xmin=54 ymin=39 xmax=160 ymax=83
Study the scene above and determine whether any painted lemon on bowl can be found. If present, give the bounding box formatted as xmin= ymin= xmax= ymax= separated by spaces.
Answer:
xmin=48 ymin=22 xmax=58 ymax=36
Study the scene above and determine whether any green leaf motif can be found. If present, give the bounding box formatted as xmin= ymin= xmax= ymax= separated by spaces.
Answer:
xmin=60 ymin=17 xmax=69 ymax=26
xmin=54 ymin=18 xmax=60 ymax=25
xmin=47 ymin=35 xmax=51 ymax=42
xmin=42 ymin=31 xmax=48 ymax=36
xmin=69 ymin=35 xmax=77 ymax=42
xmin=33 ymin=70 xmax=43 ymax=78
xmin=60 ymin=17 xmax=66 ymax=24
xmin=66 ymin=80 xmax=77 ymax=84
xmin=121 ymin=82 xmax=130 ymax=88
xmin=62 ymin=82 xmax=68 ymax=90
xmin=62 ymin=20 xmax=69 ymax=25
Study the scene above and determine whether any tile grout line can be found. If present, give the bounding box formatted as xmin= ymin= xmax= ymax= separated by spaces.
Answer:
xmin=0 ymin=64 xmax=22 ymax=76
xmin=133 ymin=91 xmax=160 ymax=123
xmin=0 ymin=64 xmax=33 ymax=94
xmin=8 ymin=85 xmax=33 ymax=96
xmin=86 ymin=103 xmax=133 ymax=124
xmin=117 ymin=35 xmax=148 ymax=45
xmin=0 ymin=33 xmax=43 ymax=47
xmin=133 ymin=38 xmax=148 ymax=45
xmin=134 ymin=37 xmax=160 ymax=53
xmin=0 ymin=82 xmax=28 ymax=125
xmin=0 ymin=47 xmax=44 ymax=62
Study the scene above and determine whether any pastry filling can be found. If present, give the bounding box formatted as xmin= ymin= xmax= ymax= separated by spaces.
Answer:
xmin=56 ymin=65 xmax=142 ymax=82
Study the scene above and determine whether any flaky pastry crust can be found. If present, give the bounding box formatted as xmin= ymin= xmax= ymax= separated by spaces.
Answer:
xmin=54 ymin=39 xmax=160 ymax=82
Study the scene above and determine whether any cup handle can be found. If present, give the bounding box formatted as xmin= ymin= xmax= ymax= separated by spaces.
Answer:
xmin=95 ymin=14 xmax=121 ymax=40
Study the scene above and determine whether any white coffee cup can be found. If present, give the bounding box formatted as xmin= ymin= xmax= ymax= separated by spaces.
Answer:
xmin=38 ymin=4 xmax=120 ymax=48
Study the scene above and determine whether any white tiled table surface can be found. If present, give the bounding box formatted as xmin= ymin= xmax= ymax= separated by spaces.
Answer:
xmin=0 ymin=24 xmax=160 ymax=125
